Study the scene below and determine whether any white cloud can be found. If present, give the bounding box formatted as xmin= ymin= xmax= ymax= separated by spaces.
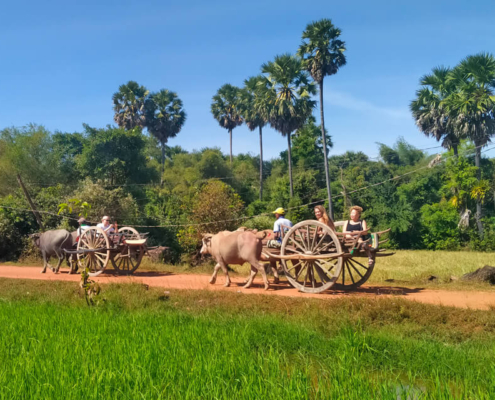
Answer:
xmin=326 ymin=90 xmax=411 ymax=120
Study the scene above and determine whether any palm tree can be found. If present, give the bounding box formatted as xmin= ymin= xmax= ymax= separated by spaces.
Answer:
xmin=443 ymin=53 xmax=495 ymax=235
xmin=211 ymin=84 xmax=243 ymax=167
xmin=410 ymin=67 xmax=461 ymax=156
xmin=298 ymin=19 xmax=346 ymax=218
xmin=239 ymin=76 xmax=269 ymax=200
xmin=112 ymin=81 xmax=149 ymax=129
xmin=261 ymin=54 xmax=317 ymax=197
xmin=145 ymin=90 xmax=187 ymax=185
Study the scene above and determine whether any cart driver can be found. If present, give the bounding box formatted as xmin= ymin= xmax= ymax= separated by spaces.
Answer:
xmin=76 ymin=217 xmax=90 ymax=241
xmin=266 ymin=207 xmax=293 ymax=249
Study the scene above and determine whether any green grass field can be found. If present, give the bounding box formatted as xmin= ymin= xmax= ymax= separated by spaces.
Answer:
xmin=1 ymin=278 xmax=495 ymax=399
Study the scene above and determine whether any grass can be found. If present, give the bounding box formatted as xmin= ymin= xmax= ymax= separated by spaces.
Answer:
xmin=1 ymin=278 xmax=495 ymax=399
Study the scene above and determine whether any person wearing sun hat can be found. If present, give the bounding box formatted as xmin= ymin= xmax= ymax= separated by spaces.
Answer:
xmin=97 ymin=216 xmax=117 ymax=235
xmin=267 ymin=207 xmax=293 ymax=248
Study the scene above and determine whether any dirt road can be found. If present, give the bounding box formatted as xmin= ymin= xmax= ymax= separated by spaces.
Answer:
xmin=1 ymin=265 xmax=495 ymax=310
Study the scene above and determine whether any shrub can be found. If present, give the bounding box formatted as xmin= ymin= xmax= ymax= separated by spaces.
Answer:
xmin=420 ymin=201 xmax=461 ymax=250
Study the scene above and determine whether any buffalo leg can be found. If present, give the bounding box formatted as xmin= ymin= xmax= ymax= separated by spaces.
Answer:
xmin=41 ymin=251 xmax=48 ymax=274
xmin=270 ymin=261 xmax=280 ymax=284
xmin=243 ymin=265 xmax=258 ymax=289
xmin=54 ymin=253 xmax=63 ymax=274
xmin=256 ymin=262 xmax=270 ymax=290
xmin=220 ymin=262 xmax=231 ymax=287
xmin=209 ymin=263 xmax=222 ymax=284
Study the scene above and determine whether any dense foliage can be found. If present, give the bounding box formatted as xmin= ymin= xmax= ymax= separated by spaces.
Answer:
xmin=1 ymin=120 xmax=495 ymax=262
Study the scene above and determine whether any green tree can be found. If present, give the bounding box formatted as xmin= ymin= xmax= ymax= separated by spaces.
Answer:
xmin=240 ymin=76 xmax=268 ymax=200
xmin=0 ymin=125 xmax=60 ymax=196
xmin=444 ymin=53 xmax=495 ymax=235
xmin=290 ymin=116 xmax=332 ymax=168
xmin=261 ymin=54 xmax=316 ymax=197
xmin=410 ymin=67 xmax=461 ymax=155
xmin=77 ymin=125 xmax=156 ymax=185
xmin=192 ymin=180 xmax=244 ymax=233
xmin=211 ymin=84 xmax=243 ymax=167
xmin=112 ymin=81 xmax=149 ymax=130
xmin=298 ymin=19 xmax=346 ymax=217
xmin=145 ymin=89 xmax=187 ymax=185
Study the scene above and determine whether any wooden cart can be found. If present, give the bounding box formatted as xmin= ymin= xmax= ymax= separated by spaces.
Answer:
xmin=69 ymin=226 xmax=148 ymax=277
xmin=262 ymin=220 xmax=393 ymax=293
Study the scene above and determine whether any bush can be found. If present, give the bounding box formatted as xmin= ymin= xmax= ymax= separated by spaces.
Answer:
xmin=243 ymin=216 xmax=273 ymax=231
xmin=420 ymin=201 xmax=461 ymax=250
xmin=191 ymin=180 xmax=244 ymax=233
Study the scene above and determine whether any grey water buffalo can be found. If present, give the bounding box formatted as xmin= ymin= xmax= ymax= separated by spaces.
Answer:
xmin=30 ymin=229 xmax=74 ymax=274
xmin=200 ymin=230 xmax=274 ymax=290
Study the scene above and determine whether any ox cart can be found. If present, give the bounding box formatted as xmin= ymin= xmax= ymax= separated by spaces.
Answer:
xmin=65 ymin=226 xmax=148 ymax=277
xmin=262 ymin=220 xmax=393 ymax=293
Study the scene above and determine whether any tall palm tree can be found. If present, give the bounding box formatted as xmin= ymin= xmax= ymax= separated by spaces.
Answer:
xmin=112 ymin=81 xmax=149 ymax=129
xmin=443 ymin=53 xmax=495 ymax=235
xmin=410 ymin=67 xmax=461 ymax=156
xmin=298 ymin=19 xmax=346 ymax=218
xmin=239 ymin=76 xmax=269 ymax=200
xmin=145 ymin=89 xmax=187 ymax=185
xmin=261 ymin=54 xmax=317 ymax=197
xmin=211 ymin=84 xmax=243 ymax=167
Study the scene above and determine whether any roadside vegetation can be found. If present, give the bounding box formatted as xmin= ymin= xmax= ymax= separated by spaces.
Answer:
xmin=0 ymin=20 xmax=494 ymax=266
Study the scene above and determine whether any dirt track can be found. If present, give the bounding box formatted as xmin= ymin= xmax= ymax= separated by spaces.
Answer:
xmin=1 ymin=265 xmax=495 ymax=310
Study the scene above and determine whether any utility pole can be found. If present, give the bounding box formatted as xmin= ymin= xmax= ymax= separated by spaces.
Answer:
xmin=16 ymin=174 xmax=44 ymax=231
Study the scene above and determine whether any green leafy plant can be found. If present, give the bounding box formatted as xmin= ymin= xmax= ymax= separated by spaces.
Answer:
xmin=58 ymin=198 xmax=91 ymax=218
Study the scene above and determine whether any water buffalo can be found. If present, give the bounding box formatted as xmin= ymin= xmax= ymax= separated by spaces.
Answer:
xmin=200 ymin=230 xmax=272 ymax=290
xmin=30 ymin=229 xmax=74 ymax=274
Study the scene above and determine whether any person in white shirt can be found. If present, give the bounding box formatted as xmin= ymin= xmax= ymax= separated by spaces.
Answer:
xmin=97 ymin=216 xmax=117 ymax=235
xmin=267 ymin=207 xmax=293 ymax=248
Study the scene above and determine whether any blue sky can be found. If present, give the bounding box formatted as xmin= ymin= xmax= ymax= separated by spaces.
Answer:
xmin=1 ymin=0 xmax=494 ymax=160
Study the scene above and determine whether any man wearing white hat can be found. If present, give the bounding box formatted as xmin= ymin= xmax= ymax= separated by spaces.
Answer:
xmin=97 ymin=216 xmax=117 ymax=235
xmin=267 ymin=207 xmax=293 ymax=248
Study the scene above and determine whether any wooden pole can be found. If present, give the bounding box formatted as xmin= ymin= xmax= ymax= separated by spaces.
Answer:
xmin=16 ymin=173 xmax=44 ymax=231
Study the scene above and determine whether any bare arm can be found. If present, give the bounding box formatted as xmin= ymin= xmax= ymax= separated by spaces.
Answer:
xmin=362 ymin=220 xmax=368 ymax=232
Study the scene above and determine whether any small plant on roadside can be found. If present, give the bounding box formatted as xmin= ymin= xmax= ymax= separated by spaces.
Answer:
xmin=80 ymin=267 xmax=101 ymax=306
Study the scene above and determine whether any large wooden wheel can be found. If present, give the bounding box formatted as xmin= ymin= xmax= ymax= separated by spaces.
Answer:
xmin=118 ymin=226 xmax=141 ymax=240
xmin=333 ymin=254 xmax=375 ymax=290
xmin=77 ymin=227 xmax=111 ymax=277
xmin=111 ymin=245 xmax=144 ymax=275
xmin=280 ymin=220 xmax=343 ymax=293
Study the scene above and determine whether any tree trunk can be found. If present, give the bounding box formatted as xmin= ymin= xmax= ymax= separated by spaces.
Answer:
xmin=160 ymin=141 xmax=166 ymax=186
xmin=229 ymin=129 xmax=233 ymax=168
xmin=452 ymin=144 xmax=458 ymax=157
xmin=259 ymin=125 xmax=263 ymax=201
xmin=474 ymin=143 xmax=483 ymax=236
xmin=287 ymin=133 xmax=294 ymax=198
xmin=319 ymin=80 xmax=334 ymax=219
xmin=16 ymin=174 xmax=44 ymax=231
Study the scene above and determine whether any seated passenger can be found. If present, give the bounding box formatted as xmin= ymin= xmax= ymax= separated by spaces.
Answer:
xmin=343 ymin=206 xmax=373 ymax=265
xmin=97 ymin=216 xmax=117 ymax=235
xmin=314 ymin=205 xmax=336 ymax=231
xmin=267 ymin=207 xmax=293 ymax=249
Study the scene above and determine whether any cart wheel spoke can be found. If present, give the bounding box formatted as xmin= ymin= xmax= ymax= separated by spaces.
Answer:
xmin=346 ymin=261 xmax=356 ymax=285
xmin=347 ymin=259 xmax=366 ymax=279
